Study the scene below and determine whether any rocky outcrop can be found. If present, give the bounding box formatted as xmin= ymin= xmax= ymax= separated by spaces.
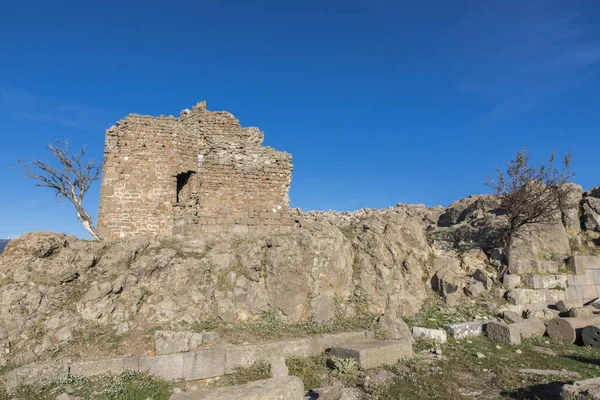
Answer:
xmin=1 ymin=184 xmax=598 ymax=366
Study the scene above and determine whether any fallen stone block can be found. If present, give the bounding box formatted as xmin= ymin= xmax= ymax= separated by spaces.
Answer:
xmin=329 ymin=340 xmax=413 ymax=370
xmin=464 ymin=281 xmax=486 ymax=297
xmin=169 ymin=376 xmax=305 ymax=400
xmin=486 ymin=321 xmax=521 ymax=345
xmin=556 ymin=300 xmax=583 ymax=313
xmin=442 ymin=321 xmax=487 ymax=339
xmin=569 ymin=307 xmax=595 ymax=318
xmin=582 ymin=324 xmax=600 ymax=349
xmin=155 ymin=331 xmax=204 ymax=355
xmin=547 ymin=316 xmax=600 ymax=343
xmin=502 ymin=310 xmax=521 ymax=323
xmin=512 ymin=318 xmax=546 ymax=340
xmin=412 ymin=327 xmax=447 ymax=343
xmin=561 ymin=377 xmax=600 ymax=400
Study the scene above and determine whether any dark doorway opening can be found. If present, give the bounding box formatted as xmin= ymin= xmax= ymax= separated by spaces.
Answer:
xmin=176 ymin=171 xmax=195 ymax=203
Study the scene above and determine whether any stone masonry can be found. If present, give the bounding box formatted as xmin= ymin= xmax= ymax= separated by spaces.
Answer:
xmin=97 ymin=101 xmax=294 ymax=238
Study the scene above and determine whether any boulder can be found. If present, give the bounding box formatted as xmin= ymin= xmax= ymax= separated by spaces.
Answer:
xmin=473 ymin=269 xmax=493 ymax=290
xmin=503 ymin=274 xmax=521 ymax=290
xmin=512 ymin=318 xmax=546 ymax=339
xmin=464 ymin=281 xmax=486 ymax=297
xmin=561 ymin=376 xmax=600 ymax=400
xmin=377 ymin=310 xmax=415 ymax=343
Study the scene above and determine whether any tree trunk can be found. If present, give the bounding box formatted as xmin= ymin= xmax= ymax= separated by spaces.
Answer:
xmin=74 ymin=202 xmax=102 ymax=240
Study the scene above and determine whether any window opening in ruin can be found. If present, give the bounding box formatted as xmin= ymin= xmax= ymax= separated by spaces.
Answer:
xmin=176 ymin=171 xmax=195 ymax=203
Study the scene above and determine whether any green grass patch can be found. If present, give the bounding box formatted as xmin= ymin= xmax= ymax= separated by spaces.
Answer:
xmin=216 ymin=362 xmax=270 ymax=387
xmin=0 ymin=371 xmax=172 ymax=400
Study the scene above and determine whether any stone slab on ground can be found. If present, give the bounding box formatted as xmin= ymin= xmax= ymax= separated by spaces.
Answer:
xmin=561 ymin=376 xmax=600 ymax=400
xmin=412 ymin=327 xmax=447 ymax=343
xmin=442 ymin=321 xmax=487 ymax=339
xmin=169 ymin=376 xmax=305 ymax=400
xmin=155 ymin=331 xmax=204 ymax=355
xmin=486 ymin=321 xmax=521 ymax=345
xmin=569 ymin=307 xmax=596 ymax=318
xmin=329 ymin=340 xmax=413 ymax=370
xmin=182 ymin=348 xmax=226 ymax=380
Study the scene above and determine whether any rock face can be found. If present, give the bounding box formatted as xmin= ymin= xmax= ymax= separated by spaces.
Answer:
xmin=0 ymin=207 xmax=432 ymax=364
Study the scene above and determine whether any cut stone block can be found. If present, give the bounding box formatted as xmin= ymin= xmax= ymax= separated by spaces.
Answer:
xmin=329 ymin=340 xmax=413 ymax=370
xmin=582 ymin=286 xmax=598 ymax=300
xmin=506 ymin=289 xmax=547 ymax=305
xmin=270 ymin=357 xmax=288 ymax=378
xmin=442 ymin=321 xmax=487 ymax=339
xmin=523 ymin=274 xmax=567 ymax=290
xmin=512 ymin=318 xmax=546 ymax=339
xmin=70 ymin=357 xmax=139 ymax=377
xmin=592 ymin=270 xmax=600 ymax=285
xmin=154 ymin=331 xmax=204 ymax=355
xmin=535 ymin=260 xmax=559 ymax=274
xmin=503 ymin=274 xmax=521 ymax=290
xmin=412 ymin=327 xmax=447 ymax=343
xmin=509 ymin=259 xmax=535 ymax=275
xmin=574 ymin=273 xmax=594 ymax=286
xmin=486 ymin=321 xmax=521 ymax=345
xmin=556 ymin=300 xmax=584 ymax=313
xmin=139 ymin=353 xmax=184 ymax=381
xmin=568 ymin=307 xmax=595 ymax=318
xmin=567 ymin=286 xmax=584 ymax=301
xmin=567 ymin=256 xmax=600 ymax=275
xmin=545 ymin=288 xmax=567 ymax=302
xmin=182 ymin=348 xmax=225 ymax=380
xmin=582 ymin=324 xmax=600 ymax=349
xmin=169 ymin=376 xmax=305 ymax=400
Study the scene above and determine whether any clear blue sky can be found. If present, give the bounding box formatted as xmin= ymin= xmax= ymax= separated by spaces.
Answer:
xmin=1 ymin=0 xmax=599 ymax=239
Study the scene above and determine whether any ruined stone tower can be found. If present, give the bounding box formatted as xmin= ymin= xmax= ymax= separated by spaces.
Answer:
xmin=97 ymin=101 xmax=294 ymax=239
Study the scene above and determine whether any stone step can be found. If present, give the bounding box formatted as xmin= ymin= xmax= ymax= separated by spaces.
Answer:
xmin=169 ymin=376 xmax=304 ymax=400
xmin=329 ymin=340 xmax=413 ymax=370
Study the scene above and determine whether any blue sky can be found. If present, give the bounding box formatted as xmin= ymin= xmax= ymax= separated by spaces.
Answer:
xmin=0 ymin=0 xmax=599 ymax=239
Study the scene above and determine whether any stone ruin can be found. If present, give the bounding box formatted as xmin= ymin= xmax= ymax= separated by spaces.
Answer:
xmin=97 ymin=101 xmax=295 ymax=239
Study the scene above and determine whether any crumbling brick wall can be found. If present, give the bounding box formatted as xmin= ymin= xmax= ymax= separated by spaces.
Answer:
xmin=97 ymin=102 xmax=294 ymax=239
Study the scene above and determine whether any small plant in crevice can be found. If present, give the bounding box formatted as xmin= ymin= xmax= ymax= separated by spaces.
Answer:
xmin=328 ymin=355 xmax=358 ymax=376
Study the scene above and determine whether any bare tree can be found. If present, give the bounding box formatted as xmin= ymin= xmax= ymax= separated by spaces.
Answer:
xmin=486 ymin=148 xmax=575 ymax=277
xmin=15 ymin=139 xmax=103 ymax=240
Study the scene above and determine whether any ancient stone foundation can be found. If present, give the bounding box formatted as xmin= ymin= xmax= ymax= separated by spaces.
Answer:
xmin=97 ymin=101 xmax=294 ymax=239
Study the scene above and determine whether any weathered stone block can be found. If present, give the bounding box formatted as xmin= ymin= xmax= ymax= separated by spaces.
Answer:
xmin=512 ymin=318 xmax=546 ymax=339
xmin=182 ymin=348 xmax=225 ymax=380
xmin=582 ymin=285 xmax=598 ymax=300
xmin=545 ymin=288 xmax=567 ymax=302
xmin=568 ymin=256 xmax=600 ymax=275
xmin=329 ymin=340 xmax=413 ymax=370
xmin=567 ymin=286 xmax=584 ymax=301
xmin=139 ymin=353 xmax=184 ymax=381
xmin=506 ymin=289 xmax=546 ymax=305
xmin=442 ymin=321 xmax=487 ymax=339
xmin=523 ymin=274 xmax=567 ymax=289
xmin=5 ymin=362 xmax=68 ymax=393
xmin=556 ymin=299 xmax=583 ymax=313
xmin=412 ymin=327 xmax=447 ymax=343
xmin=169 ymin=376 xmax=305 ymax=400
xmin=568 ymin=307 xmax=595 ymax=318
xmin=508 ymin=259 xmax=535 ymax=275
xmin=155 ymin=331 xmax=204 ymax=355
xmin=70 ymin=357 xmax=139 ymax=377
xmin=535 ymin=260 xmax=559 ymax=274
xmin=503 ymin=274 xmax=521 ymax=290
xmin=486 ymin=321 xmax=521 ymax=345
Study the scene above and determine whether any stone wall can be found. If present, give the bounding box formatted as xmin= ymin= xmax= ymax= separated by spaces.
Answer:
xmin=98 ymin=102 xmax=294 ymax=239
